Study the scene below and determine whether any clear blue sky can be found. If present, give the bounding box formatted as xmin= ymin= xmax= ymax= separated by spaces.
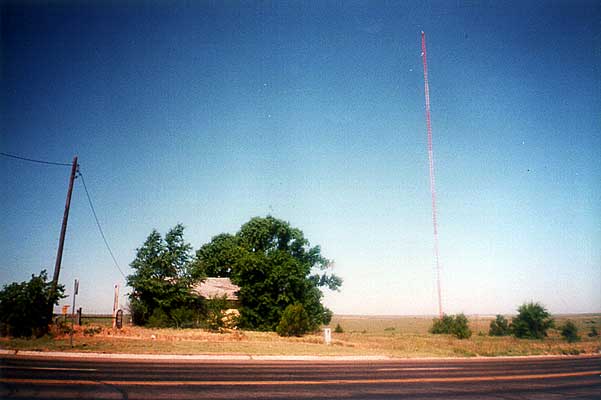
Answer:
xmin=1 ymin=1 xmax=599 ymax=315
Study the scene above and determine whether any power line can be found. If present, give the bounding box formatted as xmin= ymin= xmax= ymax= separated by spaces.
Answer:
xmin=77 ymin=169 xmax=127 ymax=281
xmin=0 ymin=152 xmax=72 ymax=167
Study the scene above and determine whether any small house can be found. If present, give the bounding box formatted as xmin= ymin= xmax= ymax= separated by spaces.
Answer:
xmin=192 ymin=277 xmax=240 ymax=308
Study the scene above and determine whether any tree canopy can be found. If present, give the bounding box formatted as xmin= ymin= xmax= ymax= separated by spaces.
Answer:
xmin=127 ymin=224 xmax=203 ymax=326
xmin=192 ymin=216 xmax=342 ymax=331
xmin=194 ymin=233 xmax=240 ymax=278
xmin=0 ymin=270 xmax=65 ymax=337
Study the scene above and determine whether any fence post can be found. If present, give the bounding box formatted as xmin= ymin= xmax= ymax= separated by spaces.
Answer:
xmin=115 ymin=309 xmax=123 ymax=329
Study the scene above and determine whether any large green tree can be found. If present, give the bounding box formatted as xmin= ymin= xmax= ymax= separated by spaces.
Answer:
xmin=194 ymin=233 xmax=240 ymax=278
xmin=0 ymin=270 xmax=65 ymax=337
xmin=127 ymin=224 xmax=203 ymax=326
xmin=192 ymin=216 xmax=342 ymax=332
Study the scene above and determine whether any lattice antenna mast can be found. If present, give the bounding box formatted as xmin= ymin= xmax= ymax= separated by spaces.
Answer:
xmin=421 ymin=31 xmax=443 ymax=319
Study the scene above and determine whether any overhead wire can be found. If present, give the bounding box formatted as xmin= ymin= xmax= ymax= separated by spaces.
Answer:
xmin=2 ymin=150 xmax=128 ymax=281
xmin=77 ymin=169 xmax=128 ymax=281
xmin=0 ymin=151 xmax=72 ymax=167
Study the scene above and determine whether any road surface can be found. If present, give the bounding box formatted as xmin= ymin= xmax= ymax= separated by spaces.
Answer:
xmin=1 ymin=354 xmax=600 ymax=399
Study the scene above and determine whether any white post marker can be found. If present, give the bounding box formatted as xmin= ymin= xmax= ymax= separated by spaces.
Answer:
xmin=112 ymin=284 xmax=119 ymax=329
xmin=324 ymin=328 xmax=332 ymax=345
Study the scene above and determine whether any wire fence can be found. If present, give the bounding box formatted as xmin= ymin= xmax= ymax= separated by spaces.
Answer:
xmin=54 ymin=313 xmax=132 ymax=327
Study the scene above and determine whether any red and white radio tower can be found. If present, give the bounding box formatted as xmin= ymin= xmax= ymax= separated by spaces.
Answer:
xmin=421 ymin=31 xmax=443 ymax=319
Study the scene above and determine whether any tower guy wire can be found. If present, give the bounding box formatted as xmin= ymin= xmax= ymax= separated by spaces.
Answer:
xmin=77 ymin=169 xmax=127 ymax=281
xmin=421 ymin=31 xmax=443 ymax=319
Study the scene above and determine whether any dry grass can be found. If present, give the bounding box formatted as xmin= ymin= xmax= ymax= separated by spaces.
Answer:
xmin=1 ymin=314 xmax=599 ymax=358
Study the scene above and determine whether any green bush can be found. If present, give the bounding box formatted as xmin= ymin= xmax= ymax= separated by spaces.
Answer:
xmin=453 ymin=314 xmax=472 ymax=339
xmin=128 ymin=297 xmax=150 ymax=326
xmin=205 ymin=295 xmax=228 ymax=331
xmin=170 ymin=307 xmax=198 ymax=329
xmin=0 ymin=270 xmax=65 ymax=337
xmin=560 ymin=321 xmax=580 ymax=343
xmin=511 ymin=302 xmax=554 ymax=339
xmin=489 ymin=315 xmax=510 ymax=336
xmin=589 ymin=326 xmax=599 ymax=337
xmin=430 ymin=314 xmax=472 ymax=339
xmin=334 ymin=323 xmax=344 ymax=333
xmin=147 ymin=308 xmax=171 ymax=328
xmin=430 ymin=314 xmax=456 ymax=334
xmin=276 ymin=304 xmax=311 ymax=337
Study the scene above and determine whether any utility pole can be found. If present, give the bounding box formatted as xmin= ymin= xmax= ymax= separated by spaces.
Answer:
xmin=50 ymin=156 xmax=78 ymax=304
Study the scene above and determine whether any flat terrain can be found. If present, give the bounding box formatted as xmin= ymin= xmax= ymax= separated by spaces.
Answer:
xmin=1 ymin=314 xmax=599 ymax=358
xmin=1 ymin=354 xmax=600 ymax=399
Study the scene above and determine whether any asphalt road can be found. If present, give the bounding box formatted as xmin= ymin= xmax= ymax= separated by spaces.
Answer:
xmin=1 ymin=354 xmax=600 ymax=399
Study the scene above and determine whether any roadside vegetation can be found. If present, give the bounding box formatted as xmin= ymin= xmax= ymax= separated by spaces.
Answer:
xmin=560 ymin=321 xmax=580 ymax=343
xmin=1 ymin=314 xmax=599 ymax=357
xmin=511 ymin=302 xmax=554 ymax=339
xmin=429 ymin=314 xmax=472 ymax=339
xmin=193 ymin=216 xmax=341 ymax=334
xmin=126 ymin=216 xmax=341 ymax=335
xmin=430 ymin=302 xmax=558 ymax=342
xmin=0 ymin=271 xmax=64 ymax=337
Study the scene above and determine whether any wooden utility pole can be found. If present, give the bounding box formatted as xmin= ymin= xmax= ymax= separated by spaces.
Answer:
xmin=51 ymin=156 xmax=78 ymax=296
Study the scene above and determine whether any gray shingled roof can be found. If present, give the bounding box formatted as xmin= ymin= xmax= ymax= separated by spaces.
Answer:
xmin=192 ymin=277 xmax=239 ymax=301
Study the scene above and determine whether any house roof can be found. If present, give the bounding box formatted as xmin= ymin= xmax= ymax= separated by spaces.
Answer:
xmin=192 ymin=277 xmax=240 ymax=301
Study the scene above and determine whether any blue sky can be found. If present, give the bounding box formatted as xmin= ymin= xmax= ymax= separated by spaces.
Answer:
xmin=1 ymin=1 xmax=599 ymax=315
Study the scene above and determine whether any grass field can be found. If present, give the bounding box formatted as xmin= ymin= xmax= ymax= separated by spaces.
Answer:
xmin=1 ymin=314 xmax=599 ymax=358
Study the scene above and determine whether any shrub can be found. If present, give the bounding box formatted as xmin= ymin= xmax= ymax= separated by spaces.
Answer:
xmin=589 ymin=326 xmax=599 ymax=337
xmin=53 ymin=319 xmax=73 ymax=336
xmin=430 ymin=314 xmax=456 ymax=334
xmin=147 ymin=308 xmax=171 ymax=328
xmin=128 ymin=297 xmax=150 ymax=326
xmin=453 ymin=314 xmax=472 ymax=339
xmin=334 ymin=323 xmax=344 ymax=333
xmin=276 ymin=304 xmax=310 ymax=337
xmin=83 ymin=326 xmax=102 ymax=336
xmin=170 ymin=307 xmax=197 ymax=329
xmin=489 ymin=315 xmax=510 ymax=336
xmin=0 ymin=270 xmax=65 ymax=337
xmin=560 ymin=321 xmax=580 ymax=343
xmin=430 ymin=314 xmax=472 ymax=339
xmin=511 ymin=302 xmax=554 ymax=339
xmin=205 ymin=295 xmax=229 ymax=331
